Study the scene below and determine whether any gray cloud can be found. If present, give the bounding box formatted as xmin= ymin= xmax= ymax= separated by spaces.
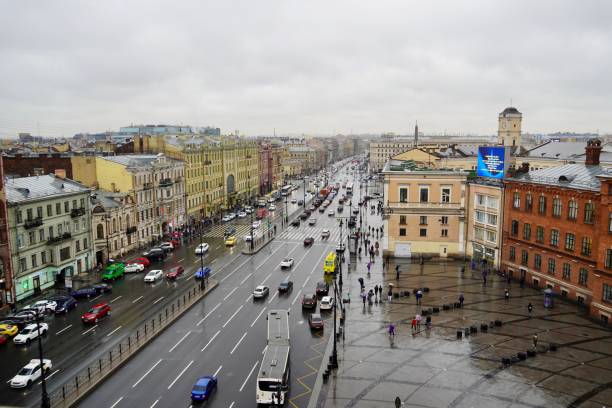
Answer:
xmin=0 ymin=0 xmax=611 ymax=137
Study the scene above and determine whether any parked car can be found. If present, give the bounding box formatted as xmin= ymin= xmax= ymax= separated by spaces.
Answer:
xmin=253 ymin=286 xmax=270 ymax=299
xmin=13 ymin=323 xmax=48 ymax=345
xmin=237 ymin=211 xmax=247 ymax=218
xmin=101 ymin=263 xmax=125 ymax=281
xmin=93 ymin=283 xmax=113 ymax=294
xmin=13 ymin=310 xmax=40 ymax=323
xmin=269 ymin=204 xmax=277 ymax=211
xmin=297 ymin=200 xmax=304 ymax=206
xmin=244 ymin=206 xmax=254 ymax=214
xmin=304 ymin=237 xmax=315 ymax=246
xmin=280 ymin=257 xmax=294 ymax=269
xmin=143 ymin=248 xmax=166 ymax=262
xmin=24 ymin=300 xmax=57 ymax=314
xmin=316 ymin=281 xmax=329 ymax=296
xmin=144 ymin=270 xmax=163 ymax=283
xmin=291 ymin=198 xmax=297 ymax=204
xmin=81 ymin=303 xmax=110 ymax=324
xmin=0 ymin=318 xmax=27 ymax=331
xmin=10 ymin=359 xmax=52 ymax=388
xmin=70 ymin=287 xmax=98 ymax=299
xmin=195 ymin=266 xmax=211 ymax=280
xmin=51 ymin=296 xmax=77 ymax=314
xmin=191 ymin=376 xmax=218 ymax=402
xmin=318 ymin=207 xmax=325 ymax=213
xmin=0 ymin=324 xmax=19 ymax=336
xmin=195 ymin=243 xmax=210 ymax=255
xmin=308 ymin=313 xmax=324 ymax=330
xmin=125 ymin=263 xmax=145 ymax=273
xmin=165 ymin=266 xmax=185 ymax=280
xmin=227 ymin=212 xmax=237 ymax=220
xmin=320 ymin=296 xmax=334 ymax=311
xmin=300 ymin=212 xmax=309 ymax=220
xmin=278 ymin=280 xmax=293 ymax=293
xmin=129 ymin=257 xmax=151 ymax=267
xmin=160 ymin=242 xmax=174 ymax=251
xmin=302 ymin=293 xmax=317 ymax=309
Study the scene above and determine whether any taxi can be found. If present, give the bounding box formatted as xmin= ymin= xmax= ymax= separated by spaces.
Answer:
xmin=225 ymin=235 xmax=237 ymax=246
xmin=0 ymin=324 xmax=19 ymax=337
xmin=323 ymin=251 xmax=337 ymax=275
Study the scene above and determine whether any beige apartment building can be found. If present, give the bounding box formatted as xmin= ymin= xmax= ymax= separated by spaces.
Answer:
xmin=466 ymin=180 xmax=503 ymax=268
xmin=382 ymin=159 xmax=467 ymax=259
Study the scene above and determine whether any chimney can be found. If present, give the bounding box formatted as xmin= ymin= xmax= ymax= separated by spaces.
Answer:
xmin=585 ymin=139 xmax=602 ymax=166
xmin=54 ymin=169 xmax=66 ymax=179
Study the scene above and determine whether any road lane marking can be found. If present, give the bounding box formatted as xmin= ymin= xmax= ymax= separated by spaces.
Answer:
xmin=221 ymin=258 xmax=250 ymax=283
xmin=255 ymin=245 xmax=284 ymax=269
xmin=81 ymin=325 xmax=98 ymax=335
xmin=239 ymin=361 xmax=259 ymax=392
xmin=167 ymin=360 xmax=194 ymax=389
xmin=251 ymin=307 xmax=267 ymax=327
xmin=38 ymin=369 xmax=60 ymax=384
xmin=196 ymin=303 xmax=221 ymax=326
xmin=89 ymin=294 xmax=102 ymax=303
xmin=56 ymin=324 xmax=72 ymax=335
xmin=106 ymin=326 xmax=123 ymax=337
xmin=153 ymin=296 xmax=165 ymax=305
xmin=132 ymin=295 xmax=144 ymax=304
xmin=223 ymin=305 xmax=243 ymax=328
xmin=150 ymin=399 xmax=160 ymax=408
xmin=132 ymin=359 xmax=163 ymax=388
xmin=110 ymin=296 xmax=123 ymax=303
xmin=214 ymin=245 xmax=221 ymax=250
xmin=260 ymin=272 xmax=272 ymax=285
xmin=213 ymin=365 xmax=222 ymax=377
xmin=229 ymin=402 xmax=235 ymax=408
xmin=201 ymin=330 xmax=221 ymax=352
xmin=302 ymin=276 xmax=310 ymax=288
xmin=110 ymin=396 xmax=124 ymax=408
xmin=262 ymin=345 xmax=268 ymax=354
xmin=230 ymin=332 xmax=248 ymax=354
xmin=291 ymin=289 xmax=303 ymax=306
xmin=267 ymin=291 xmax=278 ymax=304
xmin=178 ymin=258 xmax=184 ymax=263
xmin=168 ymin=331 xmax=192 ymax=353
xmin=240 ymin=272 xmax=252 ymax=285
xmin=223 ymin=287 xmax=237 ymax=301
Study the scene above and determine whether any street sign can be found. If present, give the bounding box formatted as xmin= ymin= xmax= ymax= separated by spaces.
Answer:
xmin=65 ymin=276 xmax=73 ymax=289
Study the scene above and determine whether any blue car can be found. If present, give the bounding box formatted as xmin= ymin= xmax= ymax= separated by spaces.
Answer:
xmin=195 ymin=266 xmax=211 ymax=280
xmin=191 ymin=376 xmax=217 ymax=402
xmin=70 ymin=287 xmax=98 ymax=299
xmin=51 ymin=296 xmax=78 ymax=314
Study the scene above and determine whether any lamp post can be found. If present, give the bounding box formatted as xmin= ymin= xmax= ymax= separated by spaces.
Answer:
xmin=199 ymin=228 xmax=205 ymax=291
xmin=249 ymin=173 xmax=255 ymax=252
xmin=284 ymin=176 xmax=289 ymax=225
xmin=35 ymin=309 xmax=50 ymax=408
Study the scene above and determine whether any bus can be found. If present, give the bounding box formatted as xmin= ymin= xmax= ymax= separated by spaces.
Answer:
xmin=346 ymin=182 xmax=354 ymax=195
xmin=281 ymin=185 xmax=292 ymax=196
xmin=323 ymin=251 xmax=337 ymax=275
xmin=256 ymin=310 xmax=290 ymax=406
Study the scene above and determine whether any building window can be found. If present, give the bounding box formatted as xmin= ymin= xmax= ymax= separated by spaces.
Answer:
xmin=64 ymin=201 xmax=69 ymax=213
xmin=536 ymin=226 xmax=544 ymax=243
xmin=487 ymin=196 xmax=498 ymax=209
xmin=579 ymin=268 xmax=588 ymax=286
xmin=441 ymin=229 xmax=448 ymax=237
xmin=568 ymin=200 xmax=578 ymax=220
xmin=76 ymin=240 xmax=80 ymax=252
xmin=475 ymin=211 xmax=485 ymax=223
xmin=550 ymin=229 xmax=559 ymax=247
xmin=562 ymin=263 xmax=571 ymax=280
xmin=606 ymin=249 xmax=612 ymax=268
xmin=603 ymin=284 xmax=612 ymax=303
xmin=609 ymin=212 xmax=612 ymax=232
xmin=441 ymin=188 xmax=451 ymax=203
xmin=511 ymin=220 xmax=519 ymax=236
xmin=476 ymin=194 xmax=485 ymax=206
xmin=419 ymin=216 xmax=428 ymax=225
xmin=399 ymin=187 xmax=408 ymax=203
xmin=565 ymin=233 xmax=575 ymax=251
xmin=399 ymin=216 xmax=406 ymax=225
xmin=19 ymin=258 xmax=26 ymax=272
xmin=521 ymin=250 xmax=528 ymax=266
xmin=487 ymin=213 xmax=498 ymax=225
xmin=552 ymin=197 xmax=562 ymax=217
xmin=31 ymin=254 xmax=37 ymax=268
xmin=419 ymin=228 xmax=427 ymax=237
xmin=41 ymin=251 xmax=46 ymax=264
xmin=584 ymin=202 xmax=594 ymax=223
xmin=534 ymin=254 xmax=542 ymax=270
xmin=419 ymin=187 xmax=429 ymax=203
xmin=581 ymin=237 xmax=592 ymax=256
xmin=509 ymin=247 xmax=515 ymax=261
xmin=486 ymin=230 xmax=496 ymax=243
xmin=441 ymin=216 xmax=448 ymax=225
xmin=59 ymin=247 xmax=70 ymax=261
xmin=538 ymin=196 xmax=547 ymax=214
xmin=525 ymin=193 xmax=533 ymax=211
xmin=474 ymin=227 xmax=484 ymax=240
xmin=523 ymin=223 xmax=531 ymax=240
xmin=548 ymin=259 xmax=556 ymax=275
xmin=399 ymin=228 xmax=406 ymax=236
xmin=513 ymin=192 xmax=521 ymax=209
xmin=46 ymin=204 xmax=52 ymax=217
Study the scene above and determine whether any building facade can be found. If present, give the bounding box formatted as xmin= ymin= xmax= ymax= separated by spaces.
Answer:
xmin=382 ymin=160 xmax=467 ymax=259
xmin=6 ymin=175 xmax=94 ymax=301
xmin=466 ymin=180 xmax=503 ymax=268
xmin=0 ymin=156 xmax=13 ymax=309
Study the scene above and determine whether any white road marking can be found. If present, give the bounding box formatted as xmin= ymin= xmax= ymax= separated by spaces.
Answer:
xmin=150 ymin=399 xmax=160 ymax=408
xmin=230 ymin=332 xmax=248 ymax=354
xmin=223 ymin=305 xmax=243 ymax=328
xmin=221 ymin=258 xmax=250 ymax=283
xmin=229 ymin=402 xmax=235 ymax=408
xmin=132 ymin=295 xmax=144 ymax=304
xmin=81 ymin=325 xmax=98 ymax=335
xmin=89 ymin=294 xmax=102 ymax=303
xmin=201 ymin=330 xmax=221 ymax=352
xmin=245 ymin=294 xmax=253 ymax=303
xmin=153 ymin=296 xmax=165 ymax=305
xmin=38 ymin=369 xmax=60 ymax=384
xmin=251 ymin=307 xmax=267 ymax=327
xmin=213 ymin=364 xmax=223 ymax=377
xmin=56 ymin=324 xmax=72 ymax=335
xmin=260 ymin=272 xmax=273 ymax=285
xmin=110 ymin=296 xmax=123 ymax=303
xmin=196 ymin=303 xmax=221 ymax=326
xmin=302 ymin=276 xmax=310 ymax=288
xmin=240 ymin=272 xmax=252 ymax=285
xmin=132 ymin=359 xmax=163 ymax=388
xmin=262 ymin=345 xmax=268 ymax=354
xmin=106 ymin=326 xmax=123 ymax=337
xmin=291 ymin=289 xmax=303 ymax=306
xmin=239 ymin=361 xmax=259 ymax=392
xmin=223 ymin=287 xmax=238 ymax=301
xmin=255 ymin=245 xmax=284 ymax=269
xmin=169 ymin=331 xmax=192 ymax=353
xmin=268 ymin=291 xmax=278 ymax=304
xmin=178 ymin=258 xmax=184 ymax=263
xmin=167 ymin=360 xmax=194 ymax=390
xmin=194 ymin=258 xmax=202 ymax=264
xmin=110 ymin=396 xmax=124 ymax=408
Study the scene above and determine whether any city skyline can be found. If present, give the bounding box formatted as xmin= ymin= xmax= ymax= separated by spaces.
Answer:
xmin=1 ymin=0 xmax=611 ymax=137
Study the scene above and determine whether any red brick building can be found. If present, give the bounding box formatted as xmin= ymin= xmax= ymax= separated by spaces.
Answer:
xmin=502 ymin=140 xmax=612 ymax=324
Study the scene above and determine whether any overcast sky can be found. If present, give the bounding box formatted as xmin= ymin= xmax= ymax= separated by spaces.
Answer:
xmin=0 ymin=0 xmax=611 ymax=138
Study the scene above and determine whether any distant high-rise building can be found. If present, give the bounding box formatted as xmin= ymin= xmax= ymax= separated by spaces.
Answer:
xmin=498 ymin=107 xmax=522 ymax=147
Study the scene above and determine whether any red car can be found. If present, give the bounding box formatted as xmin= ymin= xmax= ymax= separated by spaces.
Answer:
xmin=130 ymin=257 xmax=151 ymax=267
xmin=166 ymin=266 xmax=185 ymax=280
xmin=82 ymin=303 xmax=111 ymax=324
xmin=170 ymin=239 xmax=181 ymax=248
xmin=0 ymin=334 xmax=8 ymax=346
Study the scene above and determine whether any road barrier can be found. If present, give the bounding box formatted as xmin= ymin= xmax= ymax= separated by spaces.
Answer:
xmin=48 ymin=280 xmax=218 ymax=408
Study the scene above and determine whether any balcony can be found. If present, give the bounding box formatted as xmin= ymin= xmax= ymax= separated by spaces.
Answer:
xmin=387 ymin=201 xmax=462 ymax=210
xmin=70 ymin=207 xmax=86 ymax=218
xmin=159 ymin=178 xmax=173 ymax=187
xmin=48 ymin=232 xmax=72 ymax=245
xmin=143 ymin=182 xmax=153 ymax=190
xmin=126 ymin=226 xmax=137 ymax=235
xmin=23 ymin=217 xmax=43 ymax=230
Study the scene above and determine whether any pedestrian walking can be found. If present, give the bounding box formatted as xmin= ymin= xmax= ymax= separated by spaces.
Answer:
xmin=507 ymin=275 xmax=512 ymax=286
xmin=388 ymin=323 xmax=395 ymax=338
xmin=387 ymin=288 xmax=393 ymax=303
xmin=482 ymin=270 xmax=488 ymax=286
xmin=362 ymin=292 xmax=366 ymax=305
xmin=504 ymin=288 xmax=510 ymax=301
xmin=459 ymin=293 xmax=465 ymax=308
xmin=532 ymin=334 xmax=538 ymax=349
xmin=416 ymin=289 xmax=423 ymax=305
xmin=415 ymin=313 xmax=422 ymax=329
xmin=367 ymin=261 xmax=372 ymax=274
xmin=411 ymin=317 xmax=417 ymax=333
xmin=425 ymin=315 xmax=432 ymax=329
xmin=374 ymin=285 xmax=379 ymax=300
xmin=527 ymin=302 xmax=533 ymax=318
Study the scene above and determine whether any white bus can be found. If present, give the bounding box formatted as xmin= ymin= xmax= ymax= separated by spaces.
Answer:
xmin=281 ymin=185 xmax=292 ymax=196
xmin=346 ymin=182 xmax=354 ymax=195
xmin=256 ymin=310 xmax=290 ymax=405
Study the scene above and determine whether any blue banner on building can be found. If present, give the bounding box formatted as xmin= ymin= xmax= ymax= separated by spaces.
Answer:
xmin=477 ymin=146 xmax=506 ymax=179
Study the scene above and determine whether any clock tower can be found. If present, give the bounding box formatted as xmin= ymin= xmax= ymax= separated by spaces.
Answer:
xmin=498 ymin=107 xmax=522 ymax=147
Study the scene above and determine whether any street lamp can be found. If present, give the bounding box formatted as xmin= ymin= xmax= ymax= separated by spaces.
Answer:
xmin=35 ymin=309 xmax=50 ymax=408
xmin=248 ymin=173 xmax=255 ymax=252
xmin=199 ymin=228 xmax=205 ymax=291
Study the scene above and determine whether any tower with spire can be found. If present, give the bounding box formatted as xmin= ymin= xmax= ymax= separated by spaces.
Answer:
xmin=498 ymin=107 xmax=522 ymax=147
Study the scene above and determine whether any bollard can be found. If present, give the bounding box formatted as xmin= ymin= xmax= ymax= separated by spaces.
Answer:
xmin=62 ymin=385 xmax=65 ymax=399
xmin=144 ymin=324 xmax=147 ymax=335
xmin=128 ymin=336 xmax=131 ymax=348
xmin=184 ymin=294 xmax=186 ymax=304
xmin=166 ymin=308 xmax=169 ymax=318
xmin=88 ymin=367 xmax=91 ymax=380
xmin=136 ymin=329 xmax=139 ymax=340
xmin=75 ymin=376 xmax=79 ymax=389
xmin=110 ymin=350 xmax=113 ymax=362
xmin=152 ymin=319 xmax=155 ymax=330
xmin=99 ymin=359 xmax=102 ymax=372
xmin=119 ymin=343 xmax=122 ymax=354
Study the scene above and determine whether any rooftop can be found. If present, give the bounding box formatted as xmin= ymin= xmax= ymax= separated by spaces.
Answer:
xmin=6 ymin=175 xmax=89 ymax=204
xmin=383 ymin=159 xmax=468 ymax=175
xmin=523 ymin=141 xmax=612 ymax=161
xmin=101 ymin=154 xmax=182 ymax=168
xmin=508 ymin=163 xmax=612 ymax=191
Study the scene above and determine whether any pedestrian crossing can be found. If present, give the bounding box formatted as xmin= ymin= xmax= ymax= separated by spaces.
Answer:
xmin=277 ymin=226 xmax=343 ymax=242
xmin=203 ymin=224 xmax=253 ymax=238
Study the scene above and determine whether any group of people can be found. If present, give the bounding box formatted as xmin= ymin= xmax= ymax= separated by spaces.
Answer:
xmin=359 ymin=281 xmax=393 ymax=305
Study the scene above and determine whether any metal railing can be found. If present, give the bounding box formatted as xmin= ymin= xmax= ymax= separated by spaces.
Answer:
xmin=48 ymin=281 xmax=217 ymax=408
xmin=24 ymin=217 xmax=43 ymax=229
